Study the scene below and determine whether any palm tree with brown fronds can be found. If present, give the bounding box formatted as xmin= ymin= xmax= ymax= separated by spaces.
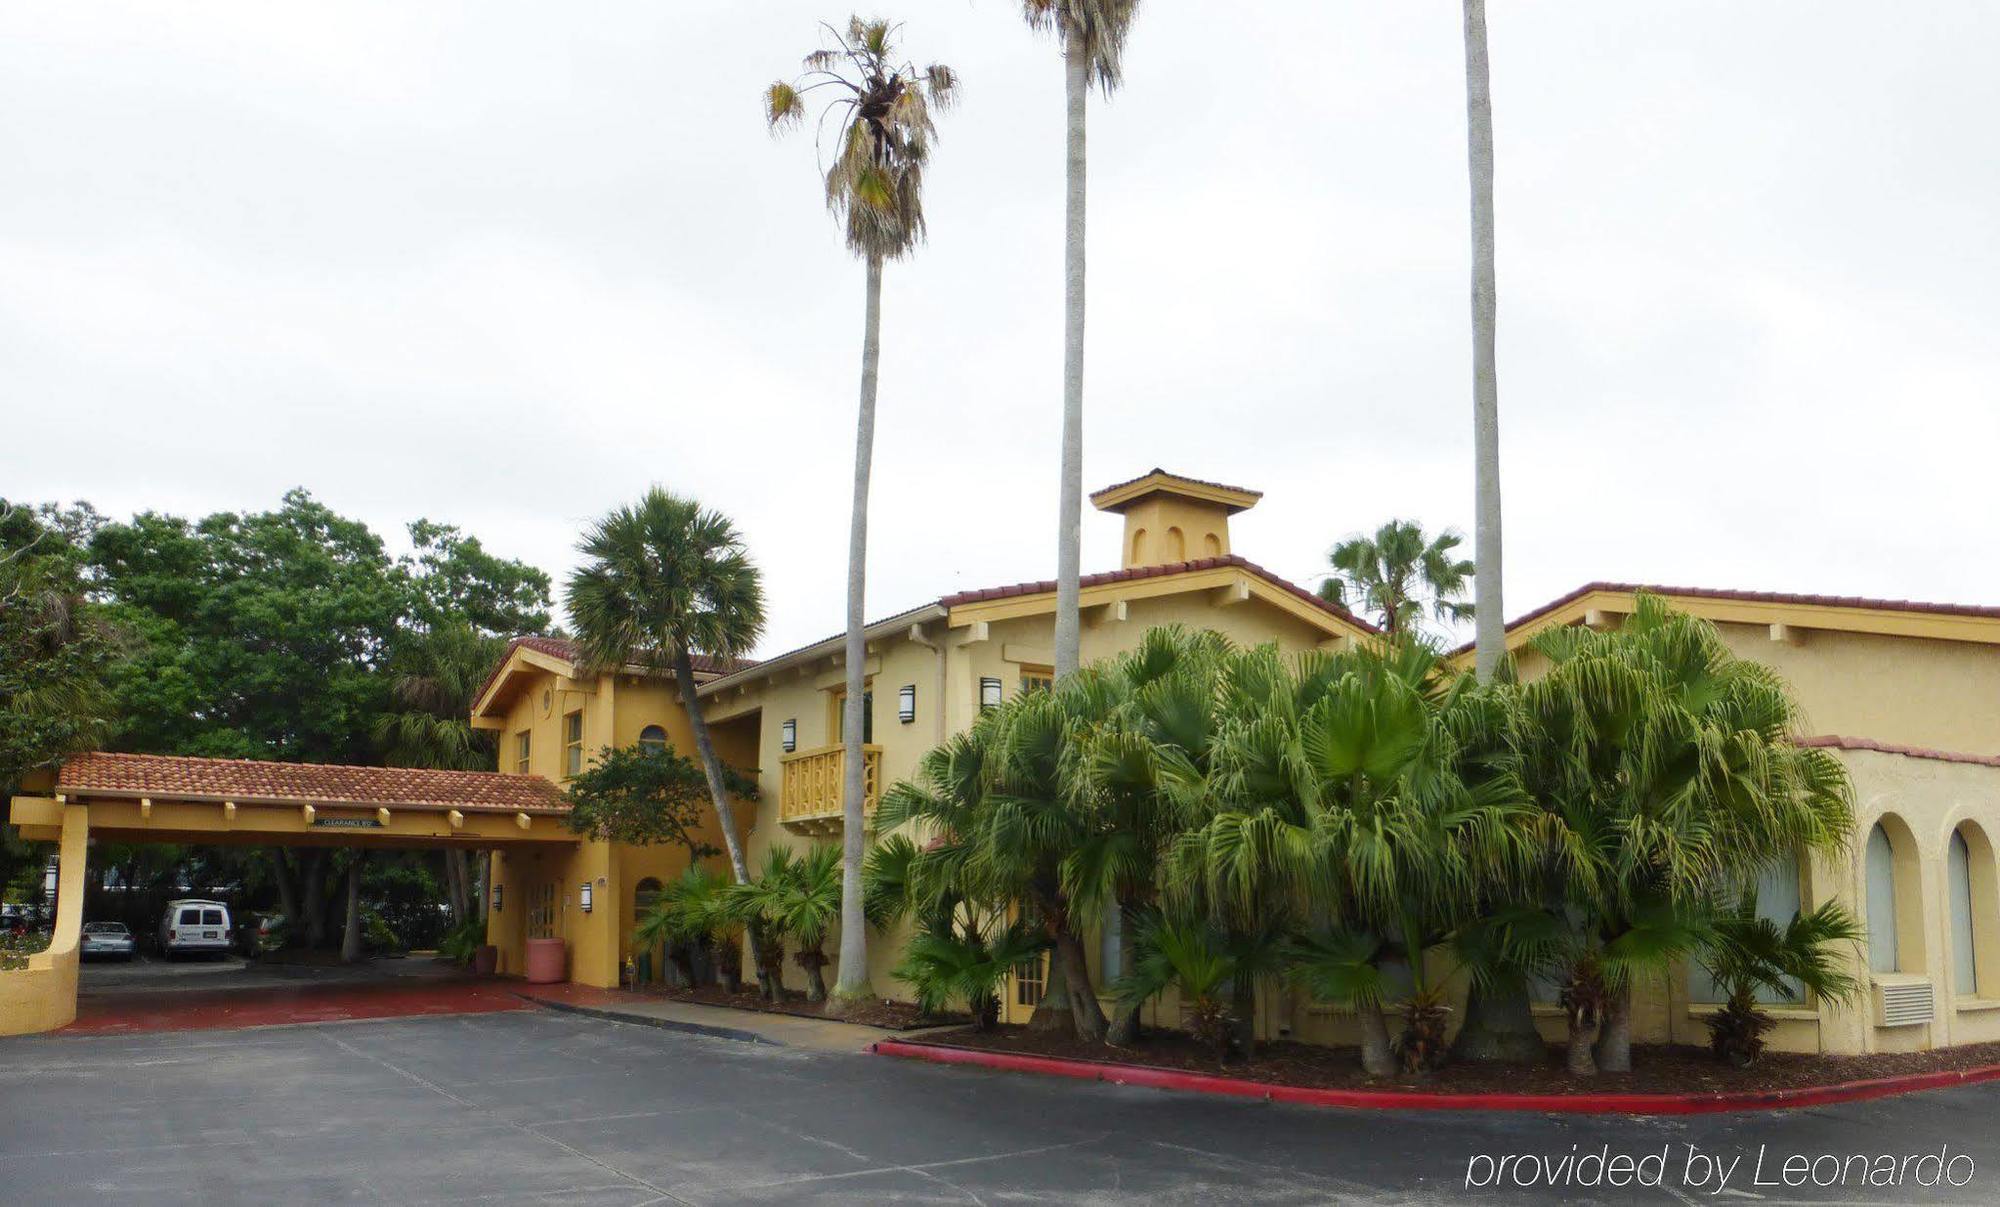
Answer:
xmin=766 ymin=17 xmax=956 ymax=1010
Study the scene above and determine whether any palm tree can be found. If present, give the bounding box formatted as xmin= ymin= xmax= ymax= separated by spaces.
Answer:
xmin=1699 ymin=891 xmax=1863 ymax=1067
xmin=1115 ymin=911 xmax=1237 ymax=1064
xmin=566 ymin=491 xmax=767 ymax=978
xmin=373 ymin=623 xmax=505 ymax=925
xmin=1020 ymin=0 xmax=1142 ymax=683
xmin=1520 ymin=595 xmax=1854 ymax=1073
xmin=1462 ymin=0 xmax=1504 ymax=684
xmin=894 ymin=921 xmax=1047 ymax=1030
xmin=1316 ymin=520 xmax=1473 ymax=642
xmin=767 ymin=18 xmax=957 ymax=1010
xmin=729 ymin=844 xmax=844 ymax=1002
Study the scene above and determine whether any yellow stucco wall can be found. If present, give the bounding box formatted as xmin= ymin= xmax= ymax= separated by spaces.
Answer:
xmin=0 ymin=802 xmax=88 ymax=1037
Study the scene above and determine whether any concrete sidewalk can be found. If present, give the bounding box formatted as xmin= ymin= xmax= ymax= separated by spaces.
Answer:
xmin=511 ymin=982 xmax=947 ymax=1052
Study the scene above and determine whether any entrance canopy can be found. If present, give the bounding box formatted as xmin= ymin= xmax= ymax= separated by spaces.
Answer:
xmin=10 ymin=751 xmax=578 ymax=850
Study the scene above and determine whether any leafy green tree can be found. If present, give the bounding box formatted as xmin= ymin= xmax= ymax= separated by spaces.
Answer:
xmin=767 ymin=16 xmax=957 ymax=1010
xmin=893 ymin=921 xmax=1046 ymax=1030
xmin=1316 ymin=519 xmax=1473 ymax=641
xmin=727 ymin=844 xmax=843 ymax=1002
xmin=636 ymin=865 xmax=740 ymax=989
xmin=1520 ymin=594 xmax=1854 ymax=1073
xmin=560 ymin=744 xmax=737 ymax=859
xmin=1 ymin=500 xmax=122 ymax=791
xmin=1021 ymin=0 xmax=1141 ymax=685
xmin=1114 ymin=911 xmax=1236 ymax=1064
xmin=404 ymin=520 xmax=552 ymax=636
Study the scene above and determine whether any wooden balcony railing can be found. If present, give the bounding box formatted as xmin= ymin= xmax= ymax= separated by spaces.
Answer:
xmin=778 ymin=743 xmax=881 ymax=833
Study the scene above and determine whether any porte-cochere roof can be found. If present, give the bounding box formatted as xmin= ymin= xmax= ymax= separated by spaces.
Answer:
xmin=57 ymin=751 xmax=569 ymax=815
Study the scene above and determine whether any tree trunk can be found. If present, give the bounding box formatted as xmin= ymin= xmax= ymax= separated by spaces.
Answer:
xmin=1594 ymin=978 xmax=1633 ymax=1073
xmin=1565 ymin=1013 xmax=1598 ymax=1077
xmin=802 ymin=953 xmax=829 ymax=1003
xmin=1231 ymin=974 xmax=1257 ymax=1060
xmin=301 ymin=850 xmax=327 ymax=949
xmin=1051 ymin=22 xmax=1089 ymax=682
xmin=1105 ymin=906 xmax=1140 ymax=1046
xmin=1358 ymin=1002 xmax=1396 ymax=1076
xmin=832 ymin=253 xmax=884 ymax=1011
xmin=671 ymin=646 xmax=769 ymax=995
xmin=1052 ymin=926 xmax=1107 ymax=1042
xmin=1452 ymin=981 xmax=1546 ymax=1063
xmin=1462 ymin=0 xmax=1505 ymax=683
xmin=442 ymin=848 xmax=464 ymax=927
xmin=340 ymin=853 xmax=365 ymax=963
xmin=269 ymin=848 xmax=299 ymax=939
xmin=1027 ymin=950 xmax=1075 ymax=1036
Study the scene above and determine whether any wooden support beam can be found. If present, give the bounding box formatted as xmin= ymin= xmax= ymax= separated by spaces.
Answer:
xmin=1583 ymin=608 xmax=1611 ymax=629
xmin=955 ymin=620 xmax=991 ymax=646
xmin=139 ymin=797 xmax=152 ymax=820
xmin=515 ymin=812 xmax=532 ymax=831
xmin=222 ymin=800 xmax=236 ymax=821
xmin=377 ymin=807 xmax=392 ymax=826
xmin=1769 ymin=623 xmax=1803 ymax=646
xmin=301 ymin=804 xmax=316 ymax=825
xmin=1085 ymin=600 xmax=1129 ymax=629
xmin=1212 ymin=576 xmax=1252 ymax=608
xmin=448 ymin=809 xmax=465 ymax=831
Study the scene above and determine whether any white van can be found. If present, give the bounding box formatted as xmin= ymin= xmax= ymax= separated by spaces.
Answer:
xmin=158 ymin=899 xmax=232 ymax=958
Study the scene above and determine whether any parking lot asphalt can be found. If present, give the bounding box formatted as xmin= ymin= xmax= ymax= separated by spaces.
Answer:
xmin=2 ymin=1008 xmax=1997 ymax=1205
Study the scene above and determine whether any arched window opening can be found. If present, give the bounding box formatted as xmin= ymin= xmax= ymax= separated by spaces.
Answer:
xmin=1202 ymin=532 xmax=1222 ymax=557
xmin=1165 ymin=527 xmax=1185 ymax=561
xmin=1950 ymin=829 xmax=1978 ymax=995
xmin=1865 ymin=823 xmax=1900 ymax=974
xmin=634 ymin=876 xmax=664 ymax=925
xmin=1130 ymin=528 xmax=1147 ymax=565
xmin=638 ymin=725 xmax=669 ymax=753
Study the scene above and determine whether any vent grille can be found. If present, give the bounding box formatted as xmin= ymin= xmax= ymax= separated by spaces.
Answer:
xmin=1874 ymin=978 xmax=1935 ymax=1027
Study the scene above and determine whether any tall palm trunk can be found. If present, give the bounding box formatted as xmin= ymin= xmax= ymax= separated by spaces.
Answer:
xmin=833 ymin=252 xmax=884 ymax=1008
xmin=670 ymin=647 xmax=769 ymax=991
xmin=340 ymin=853 xmax=365 ymax=963
xmin=1052 ymin=23 xmax=1089 ymax=682
xmin=1463 ymin=0 xmax=1504 ymax=683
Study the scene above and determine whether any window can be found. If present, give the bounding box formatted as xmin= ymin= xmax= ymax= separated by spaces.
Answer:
xmin=563 ymin=711 xmax=584 ymax=777
xmin=202 ymin=910 xmax=225 ymax=927
xmin=1866 ymin=823 xmax=1900 ymax=974
xmin=1950 ymin=830 xmax=1978 ymax=996
xmin=514 ymin=731 xmax=531 ymax=774
xmin=833 ymin=690 xmax=873 ymax=744
xmin=1690 ymin=855 xmax=1804 ymax=1004
xmin=1099 ymin=897 xmax=1124 ymax=982
xmin=1020 ymin=666 xmax=1054 ymax=695
xmin=1014 ymin=953 xmax=1046 ymax=1007
xmin=638 ymin=725 xmax=669 ymax=754
xmin=634 ymin=877 xmax=664 ymax=925
xmin=178 ymin=909 xmax=201 ymax=926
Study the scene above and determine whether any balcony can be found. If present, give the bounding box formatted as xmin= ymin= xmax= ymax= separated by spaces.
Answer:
xmin=778 ymin=743 xmax=881 ymax=834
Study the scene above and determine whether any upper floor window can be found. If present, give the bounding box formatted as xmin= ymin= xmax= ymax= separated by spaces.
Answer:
xmin=563 ymin=711 xmax=584 ymax=778
xmin=1020 ymin=666 xmax=1054 ymax=695
xmin=833 ymin=689 xmax=874 ymax=745
xmin=514 ymin=731 xmax=531 ymax=774
xmin=638 ymin=725 xmax=669 ymax=754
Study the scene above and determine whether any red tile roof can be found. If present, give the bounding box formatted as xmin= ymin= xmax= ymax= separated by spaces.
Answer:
xmin=58 ymin=752 xmax=570 ymax=814
xmin=476 ymin=635 xmax=758 ymax=709
xmin=937 ymin=554 xmax=1377 ymax=632
xmin=1451 ymin=581 xmax=2000 ymax=656
xmin=1796 ymin=735 xmax=2000 ymax=770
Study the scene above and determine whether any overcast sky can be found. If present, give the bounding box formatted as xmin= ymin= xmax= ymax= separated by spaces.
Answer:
xmin=4 ymin=2 xmax=1996 ymax=657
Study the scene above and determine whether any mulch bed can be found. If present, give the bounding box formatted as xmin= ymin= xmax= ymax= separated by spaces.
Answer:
xmin=626 ymin=981 xmax=966 ymax=1031
xmin=915 ymin=1025 xmax=2000 ymax=1096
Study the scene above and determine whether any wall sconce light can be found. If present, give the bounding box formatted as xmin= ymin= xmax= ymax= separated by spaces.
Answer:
xmin=979 ymin=677 xmax=1003 ymax=712
xmin=491 ymin=884 xmax=503 ymax=913
xmin=898 ymin=684 xmax=917 ymax=723
xmin=781 ymin=718 xmax=797 ymax=753
xmin=579 ymin=882 xmax=593 ymax=913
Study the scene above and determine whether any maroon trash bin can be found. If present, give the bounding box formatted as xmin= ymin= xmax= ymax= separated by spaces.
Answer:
xmin=471 ymin=945 xmax=498 ymax=976
xmin=524 ymin=937 xmax=567 ymax=984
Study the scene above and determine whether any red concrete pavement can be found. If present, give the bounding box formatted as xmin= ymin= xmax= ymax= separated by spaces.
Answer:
xmin=63 ymin=976 xmax=530 ymax=1035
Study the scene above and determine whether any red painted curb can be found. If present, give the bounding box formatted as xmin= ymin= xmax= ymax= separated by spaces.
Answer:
xmin=870 ymin=1039 xmax=2000 ymax=1115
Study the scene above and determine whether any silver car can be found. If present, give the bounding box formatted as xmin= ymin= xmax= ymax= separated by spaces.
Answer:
xmin=80 ymin=921 xmax=136 ymax=961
